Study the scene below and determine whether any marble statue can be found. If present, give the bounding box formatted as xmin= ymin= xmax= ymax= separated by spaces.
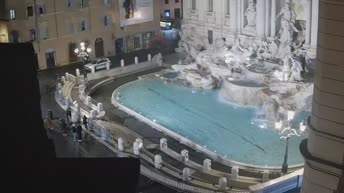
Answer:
xmin=152 ymin=53 xmax=163 ymax=66
xmin=244 ymin=0 xmax=257 ymax=30
xmin=275 ymin=0 xmax=298 ymax=60
xmin=289 ymin=56 xmax=303 ymax=81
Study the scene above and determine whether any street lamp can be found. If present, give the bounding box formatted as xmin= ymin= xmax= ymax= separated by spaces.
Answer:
xmin=74 ymin=42 xmax=92 ymax=82
xmin=275 ymin=111 xmax=307 ymax=175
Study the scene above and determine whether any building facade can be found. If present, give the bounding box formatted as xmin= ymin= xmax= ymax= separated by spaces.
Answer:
xmin=182 ymin=0 xmax=318 ymax=57
xmin=300 ymin=1 xmax=344 ymax=193
xmin=5 ymin=0 xmax=160 ymax=70
xmin=0 ymin=19 xmax=9 ymax=43
xmin=160 ymin=0 xmax=183 ymax=19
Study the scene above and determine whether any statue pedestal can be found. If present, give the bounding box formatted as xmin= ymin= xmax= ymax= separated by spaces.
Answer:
xmin=242 ymin=26 xmax=256 ymax=36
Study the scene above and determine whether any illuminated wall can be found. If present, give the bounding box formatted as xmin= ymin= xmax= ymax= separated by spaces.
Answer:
xmin=0 ymin=20 xmax=9 ymax=43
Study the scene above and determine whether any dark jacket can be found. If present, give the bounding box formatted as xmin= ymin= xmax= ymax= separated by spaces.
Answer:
xmin=72 ymin=125 xmax=77 ymax=133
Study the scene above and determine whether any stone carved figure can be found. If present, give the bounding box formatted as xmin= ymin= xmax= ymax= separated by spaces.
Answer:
xmin=275 ymin=0 xmax=298 ymax=60
xmin=244 ymin=0 xmax=257 ymax=29
xmin=289 ymin=57 xmax=303 ymax=81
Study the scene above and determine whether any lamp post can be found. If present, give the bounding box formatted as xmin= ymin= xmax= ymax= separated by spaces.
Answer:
xmin=275 ymin=111 xmax=307 ymax=175
xmin=74 ymin=42 xmax=92 ymax=82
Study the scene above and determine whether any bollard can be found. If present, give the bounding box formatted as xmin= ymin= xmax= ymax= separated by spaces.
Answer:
xmin=61 ymin=76 xmax=66 ymax=84
xmin=135 ymin=56 xmax=138 ymax=64
xmin=182 ymin=168 xmax=191 ymax=182
xmin=181 ymin=149 xmax=189 ymax=162
xmin=58 ymin=90 xmax=63 ymax=101
xmin=76 ymin=68 xmax=80 ymax=77
xmin=133 ymin=141 xmax=140 ymax=155
xmin=65 ymin=73 xmax=69 ymax=81
xmin=218 ymin=177 xmax=227 ymax=191
xmin=262 ymin=170 xmax=270 ymax=182
xmin=97 ymin=103 xmax=103 ymax=113
xmin=121 ymin=59 xmax=125 ymax=67
xmin=58 ymin=83 xmax=62 ymax=91
xmin=160 ymin=138 xmax=167 ymax=151
xmin=90 ymin=110 xmax=96 ymax=119
xmin=118 ymin=137 xmax=124 ymax=151
xmin=135 ymin=138 xmax=143 ymax=149
xmin=203 ymin=159 xmax=211 ymax=172
xmin=148 ymin=54 xmax=152 ymax=61
xmin=91 ymin=66 xmax=95 ymax=73
xmin=86 ymin=96 xmax=92 ymax=105
xmin=65 ymin=97 xmax=70 ymax=108
xmin=231 ymin=166 xmax=239 ymax=180
xmin=154 ymin=155 xmax=162 ymax=169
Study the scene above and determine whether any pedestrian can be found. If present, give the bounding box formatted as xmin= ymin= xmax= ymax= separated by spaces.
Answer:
xmin=60 ymin=118 xmax=67 ymax=136
xmin=66 ymin=107 xmax=71 ymax=124
xmin=71 ymin=123 xmax=77 ymax=142
xmin=77 ymin=123 xmax=83 ymax=142
xmin=82 ymin=115 xmax=88 ymax=130
xmin=46 ymin=115 xmax=53 ymax=130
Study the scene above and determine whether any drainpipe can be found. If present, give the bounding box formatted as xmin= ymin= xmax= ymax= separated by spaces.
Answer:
xmin=33 ymin=0 xmax=40 ymax=52
xmin=54 ymin=0 xmax=58 ymax=39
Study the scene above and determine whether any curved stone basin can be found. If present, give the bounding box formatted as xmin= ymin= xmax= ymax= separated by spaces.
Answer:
xmin=113 ymin=78 xmax=306 ymax=168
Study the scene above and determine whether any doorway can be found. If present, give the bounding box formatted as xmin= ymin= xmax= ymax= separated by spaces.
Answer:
xmin=115 ymin=38 xmax=126 ymax=55
xmin=95 ymin=37 xmax=104 ymax=58
xmin=45 ymin=50 xmax=56 ymax=68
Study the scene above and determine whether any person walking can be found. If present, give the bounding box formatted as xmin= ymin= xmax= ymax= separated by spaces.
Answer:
xmin=82 ymin=115 xmax=88 ymax=130
xmin=46 ymin=115 xmax=53 ymax=130
xmin=60 ymin=118 xmax=68 ymax=136
xmin=77 ymin=123 xmax=83 ymax=142
xmin=71 ymin=123 xmax=77 ymax=142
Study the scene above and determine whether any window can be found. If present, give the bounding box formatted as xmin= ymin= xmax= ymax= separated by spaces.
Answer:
xmin=165 ymin=0 xmax=169 ymax=4
xmin=38 ymin=4 xmax=47 ymax=15
xmin=104 ymin=0 xmax=110 ymax=6
xmin=81 ymin=19 xmax=87 ymax=31
xmin=175 ymin=0 xmax=179 ymax=3
xmin=30 ymin=29 xmax=36 ymax=41
xmin=104 ymin=16 xmax=111 ymax=28
xmin=208 ymin=30 xmax=213 ymax=44
xmin=67 ymin=0 xmax=73 ymax=8
xmin=208 ymin=0 xmax=213 ymax=12
xmin=27 ymin=6 xmax=34 ymax=17
xmin=175 ymin=8 xmax=181 ymax=18
xmin=164 ymin=10 xmax=170 ymax=18
xmin=9 ymin=9 xmax=15 ymax=20
xmin=226 ymin=0 xmax=230 ymax=15
xmin=80 ymin=0 xmax=86 ymax=8
xmin=191 ymin=0 xmax=196 ymax=10
xmin=134 ymin=35 xmax=142 ymax=49
xmin=39 ymin=23 xmax=48 ymax=39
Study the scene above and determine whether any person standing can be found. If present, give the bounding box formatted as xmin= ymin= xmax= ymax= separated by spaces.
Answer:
xmin=46 ymin=115 xmax=53 ymax=130
xmin=60 ymin=119 xmax=68 ymax=136
xmin=71 ymin=123 xmax=77 ymax=142
xmin=77 ymin=123 xmax=83 ymax=142
xmin=66 ymin=107 xmax=72 ymax=124
xmin=82 ymin=115 xmax=88 ymax=130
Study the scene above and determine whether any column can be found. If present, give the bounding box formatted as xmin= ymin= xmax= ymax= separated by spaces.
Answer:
xmin=256 ymin=0 xmax=266 ymax=38
xmin=270 ymin=0 xmax=276 ymax=37
xmin=265 ymin=0 xmax=271 ymax=37
xmin=300 ymin=1 xmax=344 ymax=193
xmin=310 ymin=0 xmax=319 ymax=48
xmin=229 ymin=0 xmax=238 ymax=34
xmin=305 ymin=0 xmax=312 ymax=45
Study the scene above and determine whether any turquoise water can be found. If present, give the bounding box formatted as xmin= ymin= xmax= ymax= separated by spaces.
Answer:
xmin=115 ymin=79 xmax=307 ymax=167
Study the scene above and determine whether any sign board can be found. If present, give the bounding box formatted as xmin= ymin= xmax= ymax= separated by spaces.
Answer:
xmin=119 ymin=0 xmax=154 ymax=27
